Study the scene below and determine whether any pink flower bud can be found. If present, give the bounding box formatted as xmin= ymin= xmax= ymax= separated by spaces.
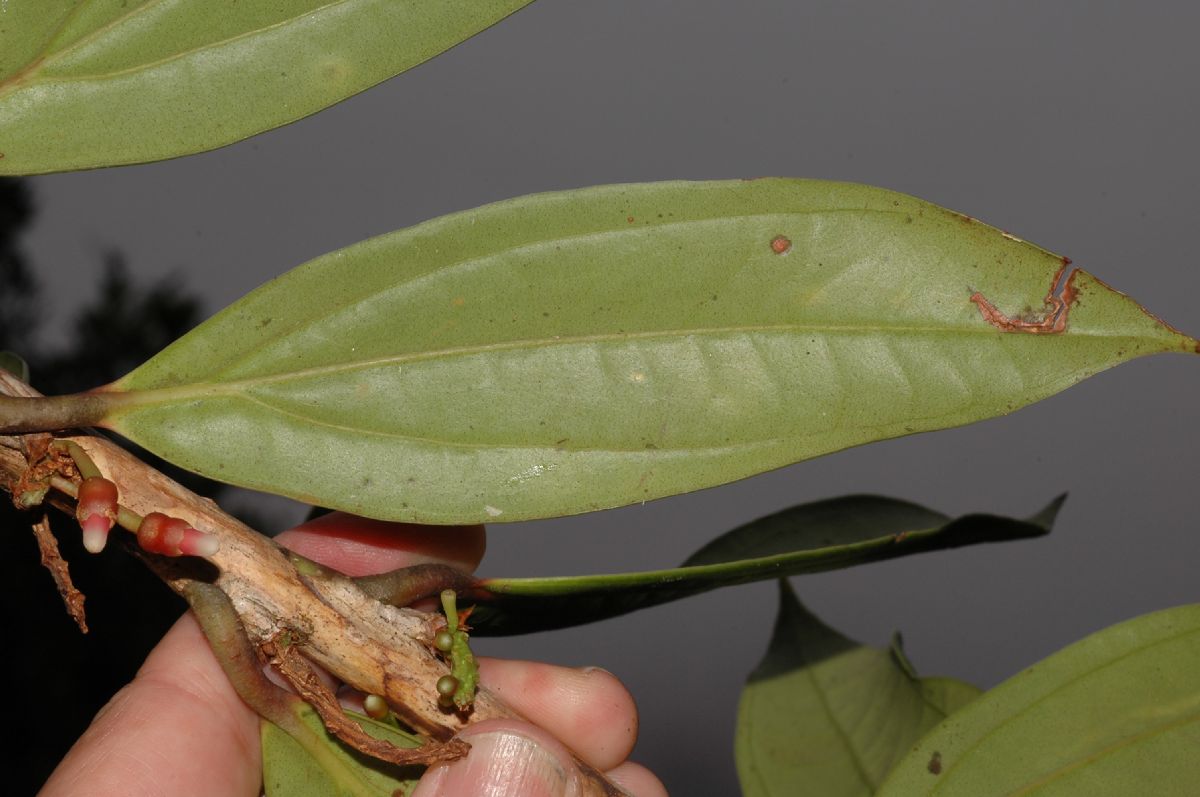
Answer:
xmin=137 ymin=512 xmax=220 ymax=558
xmin=76 ymin=477 xmax=118 ymax=554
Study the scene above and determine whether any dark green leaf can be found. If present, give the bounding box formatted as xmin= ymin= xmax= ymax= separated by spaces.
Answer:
xmin=876 ymin=603 xmax=1200 ymax=796
xmin=0 ymin=1 xmax=533 ymax=174
xmin=467 ymin=494 xmax=1061 ymax=635
xmin=93 ymin=180 xmax=1196 ymax=523
xmin=262 ymin=705 xmax=424 ymax=797
xmin=736 ymin=581 xmax=980 ymax=797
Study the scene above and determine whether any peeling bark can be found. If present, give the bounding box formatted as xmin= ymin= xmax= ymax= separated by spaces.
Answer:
xmin=264 ymin=633 xmax=470 ymax=766
xmin=30 ymin=513 xmax=87 ymax=633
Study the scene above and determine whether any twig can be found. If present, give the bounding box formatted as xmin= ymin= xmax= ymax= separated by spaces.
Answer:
xmin=30 ymin=513 xmax=87 ymax=633
xmin=1 ymin=370 xmax=626 ymax=795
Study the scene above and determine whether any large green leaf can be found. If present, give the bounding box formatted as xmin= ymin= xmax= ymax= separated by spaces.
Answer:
xmin=262 ymin=705 xmax=424 ymax=797
xmin=736 ymin=581 xmax=981 ymax=797
xmin=464 ymin=494 xmax=1061 ymax=635
xmin=91 ymin=180 xmax=1196 ymax=523
xmin=876 ymin=604 xmax=1200 ymax=796
xmin=0 ymin=0 xmax=533 ymax=174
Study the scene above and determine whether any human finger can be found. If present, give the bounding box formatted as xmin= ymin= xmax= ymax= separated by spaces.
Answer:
xmin=604 ymin=762 xmax=669 ymax=797
xmin=277 ymin=511 xmax=486 ymax=576
xmin=412 ymin=719 xmax=662 ymax=797
xmin=39 ymin=613 xmax=261 ymax=797
xmin=476 ymin=659 xmax=638 ymax=772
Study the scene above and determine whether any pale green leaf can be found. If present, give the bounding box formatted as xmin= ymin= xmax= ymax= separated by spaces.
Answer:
xmin=876 ymin=603 xmax=1200 ymax=796
xmin=916 ymin=676 xmax=984 ymax=719
xmin=0 ymin=0 xmax=533 ymax=174
xmin=736 ymin=581 xmax=980 ymax=797
xmin=890 ymin=634 xmax=984 ymax=715
xmin=0 ymin=351 xmax=30 ymax=382
xmin=467 ymin=494 xmax=1060 ymax=635
xmin=91 ymin=180 xmax=1197 ymax=523
xmin=262 ymin=705 xmax=424 ymax=797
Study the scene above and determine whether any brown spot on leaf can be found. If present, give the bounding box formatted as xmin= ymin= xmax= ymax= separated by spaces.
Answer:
xmin=627 ymin=216 xmax=635 ymax=223
xmin=770 ymin=235 xmax=792 ymax=255
xmin=928 ymin=751 xmax=943 ymax=775
xmin=970 ymin=263 xmax=1078 ymax=334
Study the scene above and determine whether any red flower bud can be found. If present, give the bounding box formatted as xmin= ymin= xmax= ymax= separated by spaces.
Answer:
xmin=137 ymin=512 xmax=220 ymax=558
xmin=76 ymin=476 xmax=118 ymax=554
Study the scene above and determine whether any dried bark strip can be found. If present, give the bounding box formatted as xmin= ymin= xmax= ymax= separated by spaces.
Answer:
xmin=265 ymin=634 xmax=470 ymax=766
xmin=30 ymin=513 xmax=87 ymax=633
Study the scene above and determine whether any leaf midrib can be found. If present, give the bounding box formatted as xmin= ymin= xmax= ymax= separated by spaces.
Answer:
xmin=236 ymin=391 xmax=787 ymax=454
xmin=119 ymin=320 xmax=1148 ymax=401
xmin=804 ymin=656 xmax=880 ymax=791
xmin=486 ymin=523 xmax=947 ymax=595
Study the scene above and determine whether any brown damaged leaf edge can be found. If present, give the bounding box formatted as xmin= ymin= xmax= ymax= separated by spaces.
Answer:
xmin=970 ymin=260 xmax=1078 ymax=334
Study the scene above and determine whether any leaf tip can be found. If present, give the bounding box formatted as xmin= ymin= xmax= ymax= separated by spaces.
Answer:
xmin=1029 ymin=493 xmax=1068 ymax=531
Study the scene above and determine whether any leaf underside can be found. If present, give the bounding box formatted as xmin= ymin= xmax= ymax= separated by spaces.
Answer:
xmin=876 ymin=603 xmax=1200 ymax=796
xmin=0 ymin=0 xmax=534 ymax=174
xmin=262 ymin=706 xmax=423 ymax=797
xmin=469 ymin=493 xmax=1061 ymax=636
xmin=97 ymin=179 xmax=1197 ymax=524
xmin=736 ymin=581 xmax=981 ymax=797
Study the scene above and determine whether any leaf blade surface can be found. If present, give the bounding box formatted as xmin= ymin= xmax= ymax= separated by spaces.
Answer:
xmin=97 ymin=180 xmax=1198 ymax=523
xmin=736 ymin=581 xmax=980 ymax=797
xmin=876 ymin=604 xmax=1200 ymax=796
xmin=0 ymin=0 xmax=533 ymax=173
xmin=262 ymin=706 xmax=423 ymax=797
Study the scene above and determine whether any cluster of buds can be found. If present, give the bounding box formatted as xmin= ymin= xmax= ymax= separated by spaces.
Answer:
xmin=63 ymin=442 xmax=218 ymax=559
xmin=136 ymin=511 xmax=221 ymax=558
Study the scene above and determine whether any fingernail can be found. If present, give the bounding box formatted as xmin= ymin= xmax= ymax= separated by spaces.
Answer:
xmin=579 ymin=665 xmax=613 ymax=677
xmin=416 ymin=730 xmax=573 ymax=797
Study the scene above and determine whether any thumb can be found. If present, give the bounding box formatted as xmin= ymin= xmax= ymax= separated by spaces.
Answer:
xmin=412 ymin=720 xmax=596 ymax=797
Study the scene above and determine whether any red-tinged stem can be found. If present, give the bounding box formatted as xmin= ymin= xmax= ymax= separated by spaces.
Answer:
xmin=0 ymin=392 xmax=111 ymax=434
xmin=183 ymin=581 xmax=296 ymax=720
xmin=353 ymin=563 xmax=481 ymax=608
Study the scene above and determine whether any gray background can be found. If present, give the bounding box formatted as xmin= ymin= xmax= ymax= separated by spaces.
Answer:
xmin=21 ymin=2 xmax=1200 ymax=793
